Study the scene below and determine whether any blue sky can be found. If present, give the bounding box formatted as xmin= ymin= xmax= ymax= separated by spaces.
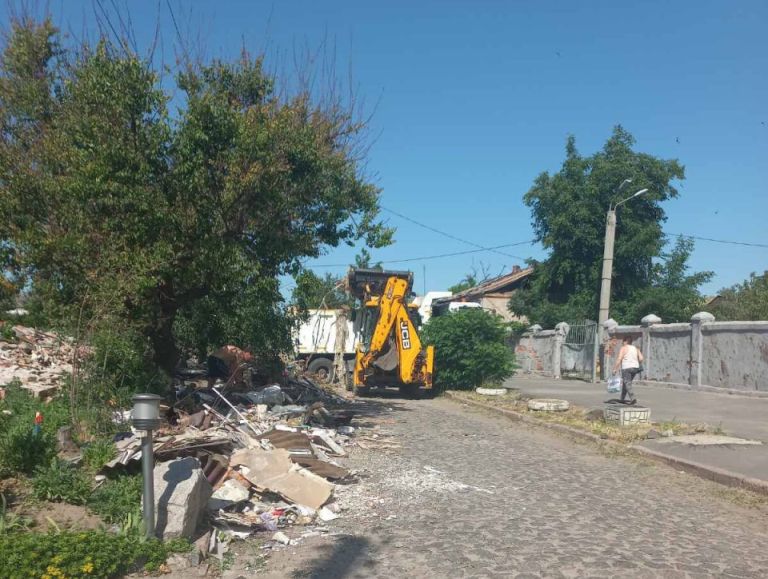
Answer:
xmin=15 ymin=0 xmax=768 ymax=297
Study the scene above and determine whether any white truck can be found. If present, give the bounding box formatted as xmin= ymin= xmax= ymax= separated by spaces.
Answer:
xmin=293 ymin=309 xmax=356 ymax=381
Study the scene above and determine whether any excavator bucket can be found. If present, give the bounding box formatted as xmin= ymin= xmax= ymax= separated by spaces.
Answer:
xmin=346 ymin=268 xmax=413 ymax=300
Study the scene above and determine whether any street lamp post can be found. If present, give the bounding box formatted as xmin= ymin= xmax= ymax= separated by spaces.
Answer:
xmin=594 ymin=181 xmax=649 ymax=380
xmin=132 ymin=393 xmax=162 ymax=539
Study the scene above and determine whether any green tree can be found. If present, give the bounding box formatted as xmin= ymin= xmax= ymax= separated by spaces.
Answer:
xmin=291 ymin=270 xmax=348 ymax=312
xmin=619 ymin=236 xmax=712 ymax=322
xmin=0 ymin=16 xmax=391 ymax=380
xmin=510 ymin=126 xmax=709 ymax=326
xmin=421 ymin=308 xmax=515 ymax=390
xmin=710 ymin=271 xmax=768 ymax=321
xmin=448 ymin=274 xmax=478 ymax=295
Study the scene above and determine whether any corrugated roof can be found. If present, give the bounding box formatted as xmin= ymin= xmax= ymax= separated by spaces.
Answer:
xmin=436 ymin=266 xmax=534 ymax=303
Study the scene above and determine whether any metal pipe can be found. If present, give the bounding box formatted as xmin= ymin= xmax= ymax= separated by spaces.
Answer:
xmin=141 ymin=430 xmax=155 ymax=538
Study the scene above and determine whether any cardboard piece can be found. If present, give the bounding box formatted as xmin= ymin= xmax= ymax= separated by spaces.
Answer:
xmin=230 ymin=448 xmax=332 ymax=510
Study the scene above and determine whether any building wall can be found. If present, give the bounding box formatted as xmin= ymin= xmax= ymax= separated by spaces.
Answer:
xmin=479 ymin=293 xmax=527 ymax=323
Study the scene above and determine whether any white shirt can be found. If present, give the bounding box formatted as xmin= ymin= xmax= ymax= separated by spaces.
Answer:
xmin=621 ymin=345 xmax=640 ymax=370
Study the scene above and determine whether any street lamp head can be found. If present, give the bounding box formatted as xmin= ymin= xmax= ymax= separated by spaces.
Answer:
xmin=617 ymin=178 xmax=633 ymax=192
xmin=132 ymin=393 xmax=162 ymax=431
xmin=633 ymin=188 xmax=649 ymax=198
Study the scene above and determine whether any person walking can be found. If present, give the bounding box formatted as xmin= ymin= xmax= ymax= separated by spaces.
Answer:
xmin=612 ymin=336 xmax=644 ymax=405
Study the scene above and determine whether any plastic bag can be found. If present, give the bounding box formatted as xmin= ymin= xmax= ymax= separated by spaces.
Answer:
xmin=607 ymin=375 xmax=622 ymax=393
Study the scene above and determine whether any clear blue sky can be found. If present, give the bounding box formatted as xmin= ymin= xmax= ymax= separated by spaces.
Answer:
xmin=15 ymin=0 xmax=768 ymax=297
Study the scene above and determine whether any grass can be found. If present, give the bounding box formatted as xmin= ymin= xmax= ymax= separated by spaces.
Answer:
xmin=453 ymin=390 xmax=722 ymax=444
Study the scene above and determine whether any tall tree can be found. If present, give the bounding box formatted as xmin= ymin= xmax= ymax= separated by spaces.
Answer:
xmin=510 ymin=126 xmax=709 ymax=326
xmin=619 ymin=236 xmax=712 ymax=323
xmin=0 ymin=16 xmax=391 ymax=374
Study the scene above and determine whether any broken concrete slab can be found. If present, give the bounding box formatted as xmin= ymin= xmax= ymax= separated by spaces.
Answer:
xmin=208 ymin=478 xmax=251 ymax=511
xmin=154 ymin=457 xmax=213 ymax=540
xmin=230 ymin=448 xmax=333 ymax=510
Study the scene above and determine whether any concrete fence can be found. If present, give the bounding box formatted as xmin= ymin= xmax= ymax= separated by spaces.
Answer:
xmin=517 ymin=312 xmax=768 ymax=393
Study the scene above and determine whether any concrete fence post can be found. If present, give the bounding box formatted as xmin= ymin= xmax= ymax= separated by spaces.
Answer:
xmin=640 ymin=314 xmax=661 ymax=380
xmin=553 ymin=322 xmax=569 ymax=379
xmin=689 ymin=311 xmax=715 ymax=388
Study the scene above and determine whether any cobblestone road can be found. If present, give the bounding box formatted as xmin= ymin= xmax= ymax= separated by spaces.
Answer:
xmin=261 ymin=396 xmax=768 ymax=578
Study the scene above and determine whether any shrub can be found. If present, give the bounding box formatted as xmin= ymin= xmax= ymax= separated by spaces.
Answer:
xmin=421 ymin=308 xmax=516 ymax=390
xmin=32 ymin=459 xmax=92 ymax=505
xmin=0 ymin=530 xmax=186 ymax=578
xmin=88 ymin=475 xmax=142 ymax=524
xmin=0 ymin=425 xmax=56 ymax=477
xmin=0 ymin=381 xmax=68 ymax=477
xmin=82 ymin=439 xmax=116 ymax=473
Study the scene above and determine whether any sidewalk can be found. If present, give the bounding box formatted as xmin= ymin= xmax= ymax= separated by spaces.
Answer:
xmin=502 ymin=375 xmax=768 ymax=485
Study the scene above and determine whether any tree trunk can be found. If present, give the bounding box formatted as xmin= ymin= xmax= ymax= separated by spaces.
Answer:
xmin=151 ymin=282 xmax=180 ymax=375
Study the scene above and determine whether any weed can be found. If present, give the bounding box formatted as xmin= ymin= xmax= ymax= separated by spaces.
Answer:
xmin=0 ymin=425 xmax=57 ymax=477
xmin=82 ymin=439 xmax=116 ymax=473
xmin=0 ymin=494 xmax=32 ymax=535
xmin=87 ymin=474 xmax=141 ymax=524
xmin=31 ymin=459 xmax=92 ymax=505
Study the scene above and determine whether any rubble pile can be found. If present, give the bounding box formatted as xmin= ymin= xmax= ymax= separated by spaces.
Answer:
xmin=105 ymin=377 xmax=361 ymax=560
xmin=0 ymin=325 xmax=76 ymax=398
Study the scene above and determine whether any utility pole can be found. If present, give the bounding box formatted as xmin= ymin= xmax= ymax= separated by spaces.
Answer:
xmin=597 ymin=209 xmax=617 ymax=330
xmin=593 ymin=180 xmax=648 ymax=381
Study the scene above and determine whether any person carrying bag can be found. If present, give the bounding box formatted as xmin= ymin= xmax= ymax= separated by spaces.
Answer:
xmin=612 ymin=336 xmax=644 ymax=405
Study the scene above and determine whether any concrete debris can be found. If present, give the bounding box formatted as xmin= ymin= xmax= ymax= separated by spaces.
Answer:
xmin=208 ymin=478 xmax=251 ymax=511
xmin=272 ymin=531 xmax=291 ymax=545
xmin=3 ymin=326 xmax=375 ymax=561
xmin=0 ymin=324 xmax=79 ymax=397
xmin=153 ymin=457 xmax=213 ymax=540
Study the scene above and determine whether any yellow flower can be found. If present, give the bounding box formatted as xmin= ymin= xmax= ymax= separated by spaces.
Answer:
xmin=81 ymin=562 xmax=94 ymax=574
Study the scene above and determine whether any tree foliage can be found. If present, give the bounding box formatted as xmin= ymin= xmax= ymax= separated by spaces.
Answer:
xmin=0 ymin=16 xmax=391 ymax=379
xmin=710 ymin=271 xmax=768 ymax=321
xmin=618 ymin=236 xmax=712 ymax=323
xmin=510 ymin=126 xmax=710 ymax=326
xmin=421 ymin=308 xmax=515 ymax=390
xmin=291 ymin=270 xmax=348 ymax=312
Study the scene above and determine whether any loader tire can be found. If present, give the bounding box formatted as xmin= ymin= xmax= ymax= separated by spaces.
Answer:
xmin=399 ymin=384 xmax=421 ymax=399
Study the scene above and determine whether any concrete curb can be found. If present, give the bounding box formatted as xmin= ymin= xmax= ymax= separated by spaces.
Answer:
xmin=444 ymin=391 xmax=768 ymax=497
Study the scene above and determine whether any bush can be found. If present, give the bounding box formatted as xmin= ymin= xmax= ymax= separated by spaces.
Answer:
xmin=88 ymin=475 xmax=142 ymax=524
xmin=0 ymin=425 xmax=56 ymax=477
xmin=32 ymin=459 xmax=92 ymax=505
xmin=0 ymin=530 xmax=186 ymax=578
xmin=422 ymin=308 xmax=516 ymax=390
xmin=82 ymin=439 xmax=116 ymax=473
xmin=0 ymin=381 xmax=68 ymax=477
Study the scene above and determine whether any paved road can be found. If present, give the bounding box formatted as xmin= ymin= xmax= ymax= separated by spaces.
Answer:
xmin=259 ymin=396 xmax=768 ymax=579
xmin=506 ymin=376 xmax=768 ymax=441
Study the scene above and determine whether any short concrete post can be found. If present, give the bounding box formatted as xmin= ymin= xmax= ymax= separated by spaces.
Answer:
xmin=553 ymin=322 xmax=569 ymax=379
xmin=689 ymin=312 xmax=715 ymax=388
xmin=640 ymin=314 xmax=661 ymax=380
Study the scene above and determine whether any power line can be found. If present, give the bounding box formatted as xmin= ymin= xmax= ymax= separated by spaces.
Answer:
xmin=667 ymin=233 xmax=768 ymax=249
xmin=380 ymin=206 xmax=528 ymax=261
xmin=311 ymin=240 xmax=536 ymax=268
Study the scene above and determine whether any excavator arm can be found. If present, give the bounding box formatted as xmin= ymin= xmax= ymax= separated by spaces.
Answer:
xmin=351 ymin=272 xmax=434 ymax=390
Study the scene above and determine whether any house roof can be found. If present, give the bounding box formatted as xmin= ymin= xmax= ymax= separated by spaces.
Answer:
xmin=433 ymin=266 xmax=534 ymax=305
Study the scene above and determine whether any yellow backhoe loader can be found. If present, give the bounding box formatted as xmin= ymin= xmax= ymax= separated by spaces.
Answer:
xmin=347 ymin=268 xmax=434 ymax=397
